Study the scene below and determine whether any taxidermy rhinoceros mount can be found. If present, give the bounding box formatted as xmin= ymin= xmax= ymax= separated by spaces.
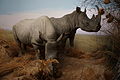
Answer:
xmin=12 ymin=6 xmax=102 ymax=77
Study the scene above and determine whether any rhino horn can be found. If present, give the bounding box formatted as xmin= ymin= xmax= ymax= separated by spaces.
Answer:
xmin=95 ymin=5 xmax=100 ymax=15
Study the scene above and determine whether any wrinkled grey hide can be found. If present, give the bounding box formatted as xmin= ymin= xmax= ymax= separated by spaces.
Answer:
xmin=13 ymin=16 xmax=58 ymax=60
xmin=13 ymin=6 xmax=102 ymax=72
xmin=50 ymin=17 xmax=77 ymax=49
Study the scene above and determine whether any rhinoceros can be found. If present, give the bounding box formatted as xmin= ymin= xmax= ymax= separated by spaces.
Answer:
xmin=13 ymin=6 xmax=102 ymax=75
xmin=49 ymin=6 xmax=101 ymax=51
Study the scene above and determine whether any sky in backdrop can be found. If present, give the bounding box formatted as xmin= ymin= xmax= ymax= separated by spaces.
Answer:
xmin=0 ymin=0 xmax=102 ymax=34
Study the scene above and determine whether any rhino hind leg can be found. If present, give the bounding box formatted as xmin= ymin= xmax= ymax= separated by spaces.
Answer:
xmin=32 ymin=44 xmax=40 ymax=59
xmin=21 ymin=43 xmax=26 ymax=53
xmin=14 ymin=40 xmax=24 ymax=57
xmin=13 ymin=28 xmax=26 ymax=56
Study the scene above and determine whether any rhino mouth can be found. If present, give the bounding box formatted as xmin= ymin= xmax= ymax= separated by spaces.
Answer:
xmin=81 ymin=22 xmax=101 ymax=32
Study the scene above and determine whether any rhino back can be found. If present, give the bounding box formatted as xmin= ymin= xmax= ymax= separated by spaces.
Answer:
xmin=13 ymin=19 xmax=35 ymax=44
xmin=30 ymin=16 xmax=57 ymax=42
xmin=13 ymin=16 xmax=57 ymax=45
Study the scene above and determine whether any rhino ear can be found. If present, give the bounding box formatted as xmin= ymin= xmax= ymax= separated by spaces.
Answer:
xmin=76 ymin=7 xmax=81 ymax=13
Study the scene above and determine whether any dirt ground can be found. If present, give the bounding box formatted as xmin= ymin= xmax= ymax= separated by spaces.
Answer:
xmin=0 ymin=39 xmax=114 ymax=80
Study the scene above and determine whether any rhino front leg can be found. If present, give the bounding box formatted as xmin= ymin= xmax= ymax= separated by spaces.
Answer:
xmin=35 ymin=49 xmax=41 ymax=59
xmin=69 ymin=32 xmax=76 ymax=47
xmin=69 ymin=29 xmax=76 ymax=47
xmin=69 ymin=36 xmax=74 ymax=47
xmin=58 ymin=38 xmax=67 ymax=54
xmin=18 ymin=42 xmax=22 ymax=57
xmin=38 ymin=46 xmax=45 ymax=59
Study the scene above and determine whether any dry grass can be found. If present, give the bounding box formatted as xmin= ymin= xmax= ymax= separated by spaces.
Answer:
xmin=65 ymin=48 xmax=85 ymax=59
xmin=0 ymin=54 xmax=57 ymax=80
xmin=0 ymin=38 xmax=115 ymax=80
xmin=74 ymin=34 xmax=112 ymax=53
xmin=0 ymin=39 xmax=58 ymax=80
xmin=0 ymin=29 xmax=116 ymax=80
xmin=0 ymin=29 xmax=14 ymax=41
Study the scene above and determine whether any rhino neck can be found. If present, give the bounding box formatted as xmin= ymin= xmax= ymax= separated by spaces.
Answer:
xmin=50 ymin=12 xmax=78 ymax=35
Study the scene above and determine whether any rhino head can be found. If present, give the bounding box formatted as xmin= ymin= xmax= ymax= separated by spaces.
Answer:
xmin=76 ymin=6 xmax=101 ymax=32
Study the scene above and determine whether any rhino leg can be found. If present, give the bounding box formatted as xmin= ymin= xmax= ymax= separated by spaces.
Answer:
xmin=69 ymin=29 xmax=76 ymax=47
xmin=58 ymin=38 xmax=67 ymax=54
xmin=39 ymin=46 xmax=45 ymax=59
xmin=32 ymin=44 xmax=40 ymax=59
xmin=18 ymin=43 xmax=26 ymax=57
xmin=35 ymin=49 xmax=40 ymax=59
xmin=17 ymin=42 xmax=22 ymax=57
xmin=69 ymin=36 xmax=75 ymax=47
xmin=36 ymin=50 xmax=45 ymax=60
xmin=13 ymin=29 xmax=26 ymax=57
xmin=58 ymin=33 xmax=70 ymax=54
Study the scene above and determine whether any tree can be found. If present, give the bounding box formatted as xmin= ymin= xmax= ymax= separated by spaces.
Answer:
xmin=78 ymin=0 xmax=120 ymax=79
